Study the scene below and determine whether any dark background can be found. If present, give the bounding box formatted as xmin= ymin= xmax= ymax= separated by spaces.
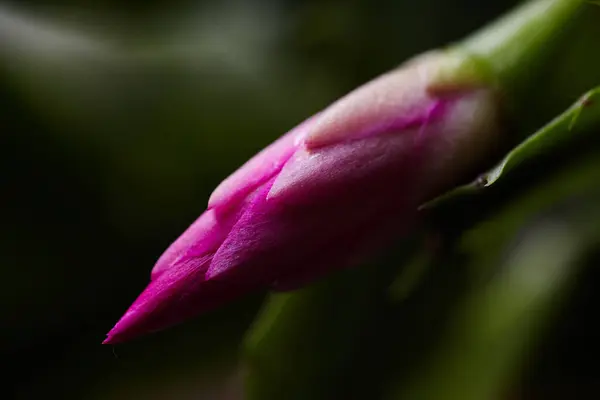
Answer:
xmin=1 ymin=1 xmax=598 ymax=399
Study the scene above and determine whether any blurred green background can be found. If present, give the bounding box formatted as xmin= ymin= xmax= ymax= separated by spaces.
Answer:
xmin=2 ymin=1 xmax=599 ymax=399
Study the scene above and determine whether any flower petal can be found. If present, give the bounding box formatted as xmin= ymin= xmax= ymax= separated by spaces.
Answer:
xmin=207 ymin=116 xmax=317 ymax=211
xmin=105 ymin=256 xmax=216 ymax=344
xmin=151 ymin=208 xmax=238 ymax=279
xmin=304 ymin=53 xmax=442 ymax=149
xmin=268 ymin=128 xmax=427 ymax=204
xmin=205 ymin=132 xmax=430 ymax=283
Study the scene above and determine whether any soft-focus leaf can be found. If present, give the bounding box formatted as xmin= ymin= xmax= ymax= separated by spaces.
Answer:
xmin=242 ymin=235 xmax=424 ymax=400
xmin=388 ymin=149 xmax=600 ymax=399
xmin=243 ymin=268 xmax=380 ymax=400
xmin=392 ymin=199 xmax=600 ymax=400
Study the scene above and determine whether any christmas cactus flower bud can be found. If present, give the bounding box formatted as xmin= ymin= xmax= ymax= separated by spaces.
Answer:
xmin=105 ymin=0 xmax=590 ymax=344
xmin=104 ymin=51 xmax=501 ymax=344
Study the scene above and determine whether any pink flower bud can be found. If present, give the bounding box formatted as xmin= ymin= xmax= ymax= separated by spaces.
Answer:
xmin=105 ymin=51 xmax=501 ymax=344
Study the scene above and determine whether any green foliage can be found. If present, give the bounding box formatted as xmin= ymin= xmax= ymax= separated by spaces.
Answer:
xmin=393 ymin=161 xmax=600 ymax=400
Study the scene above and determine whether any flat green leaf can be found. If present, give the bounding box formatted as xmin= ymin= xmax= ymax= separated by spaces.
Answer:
xmin=423 ymin=87 xmax=600 ymax=210
xmin=243 ymin=268 xmax=379 ymax=400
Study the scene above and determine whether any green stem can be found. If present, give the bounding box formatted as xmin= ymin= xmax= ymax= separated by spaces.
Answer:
xmin=462 ymin=0 xmax=584 ymax=92
xmin=457 ymin=0 xmax=600 ymax=133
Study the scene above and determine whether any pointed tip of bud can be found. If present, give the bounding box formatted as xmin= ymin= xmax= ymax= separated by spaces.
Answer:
xmin=104 ymin=260 xmax=214 ymax=344
xmin=103 ymin=328 xmax=128 ymax=345
xmin=102 ymin=306 xmax=150 ymax=345
xmin=104 ymin=256 xmax=258 ymax=344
